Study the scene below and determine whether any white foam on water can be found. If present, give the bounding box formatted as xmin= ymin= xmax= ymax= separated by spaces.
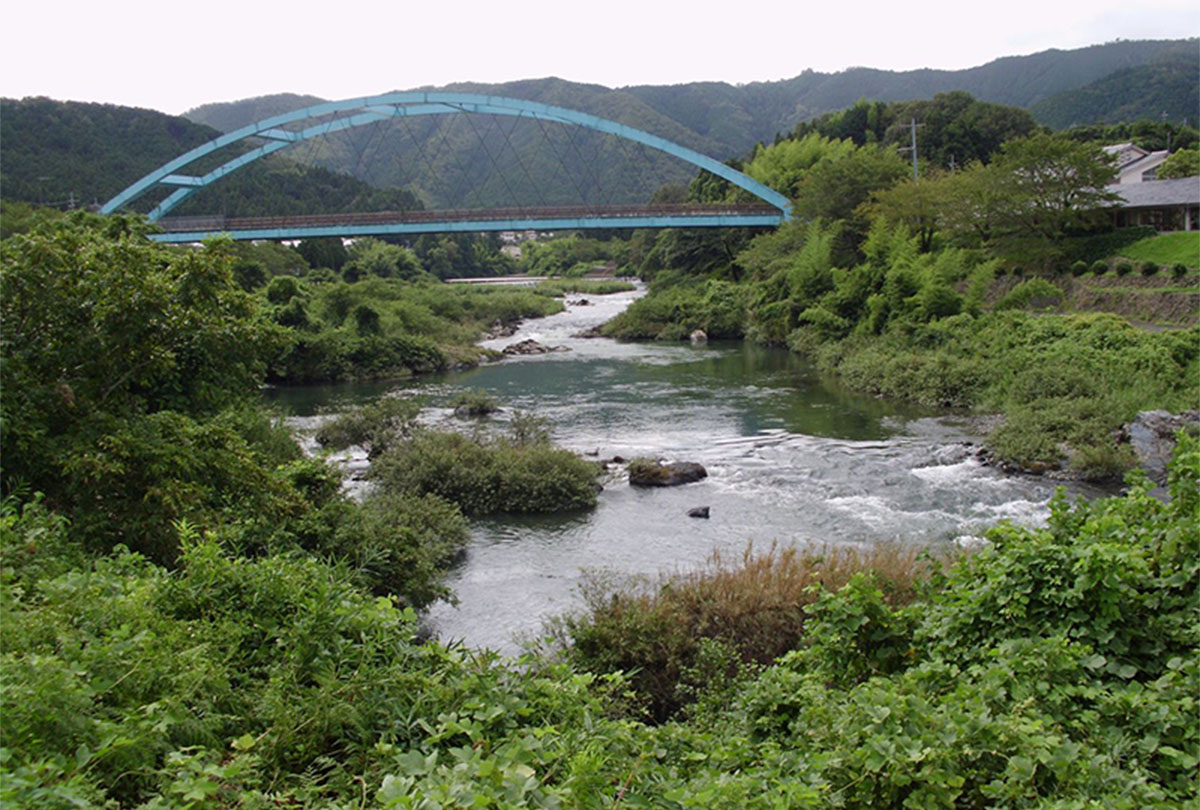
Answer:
xmin=909 ymin=458 xmax=982 ymax=485
xmin=825 ymin=494 xmax=901 ymax=529
xmin=978 ymin=498 xmax=1051 ymax=526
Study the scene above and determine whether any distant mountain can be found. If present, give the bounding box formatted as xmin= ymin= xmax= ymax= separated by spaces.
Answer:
xmin=186 ymin=93 xmax=326 ymax=134
xmin=0 ymin=97 xmax=419 ymax=216
xmin=0 ymin=97 xmax=218 ymax=208
xmin=5 ymin=39 xmax=1194 ymax=216
xmin=1030 ymin=52 xmax=1200 ymax=129
xmin=178 ymin=39 xmax=1195 ymax=208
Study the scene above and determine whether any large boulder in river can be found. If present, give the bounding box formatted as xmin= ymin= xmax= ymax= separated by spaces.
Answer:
xmin=628 ymin=458 xmax=708 ymax=487
xmin=502 ymin=339 xmax=570 ymax=356
xmin=1117 ymin=409 xmax=1200 ymax=484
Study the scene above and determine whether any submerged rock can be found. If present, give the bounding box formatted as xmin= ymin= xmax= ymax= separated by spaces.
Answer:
xmin=690 ymin=329 xmax=708 ymax=345
xmin=686 ymin=506 xmax=710 ymax=518
xmin=628 ymin=458 xmax=708 ymax=487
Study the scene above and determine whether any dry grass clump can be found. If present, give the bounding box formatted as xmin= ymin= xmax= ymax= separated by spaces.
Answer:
xmin=556 ymin=541 xmax=953 ymax=721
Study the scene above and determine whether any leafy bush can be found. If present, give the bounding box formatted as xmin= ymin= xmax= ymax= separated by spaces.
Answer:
xmin=1063 ymin=225 xmax=1156 ymax=263
xmin=1171 ymin=262 xmax=1189 ymax=278
xmin=369 ymin=429 xmax=599 ymax=515
xmin=815 ymin=312 xmax=1198 ymax=470
xmin=1141 ymin=260 xmax=1160 ymax=276
xmin=315 ymin=395 xmax=420 ymax=457
xmin=327 ymin=492 xmax=469 ymax=606
xmin=553 ymin=543 xmax=940 ymax=721
xmin=1091 ymin=259 xmax=1109 ymax=275
xmin=1071 ymin=259 xmax=1089 ymax=276
xmin=994 ymin=277 xmax=1064 ymax=310
xmin=451 ymin=389 xmax=501 ymax=417
xmin=1116 ymin=261 xmax=1134 ymax=276
xmin=604 ymin=277 xmax=750 ymax=340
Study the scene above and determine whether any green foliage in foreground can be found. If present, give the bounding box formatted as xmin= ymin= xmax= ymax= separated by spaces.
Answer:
xmin=3 ymin=436 xmax=1196 ymax=807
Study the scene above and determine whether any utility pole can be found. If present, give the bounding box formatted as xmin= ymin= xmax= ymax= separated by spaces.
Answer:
xmin=910 ymin=118 xmax=919 ymax=181
xmin=897 ymin=119 xmax=924 ymax=181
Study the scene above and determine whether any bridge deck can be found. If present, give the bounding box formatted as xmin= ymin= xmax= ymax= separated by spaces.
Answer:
xmin=150 ymin=203 xmax=785 ymax=242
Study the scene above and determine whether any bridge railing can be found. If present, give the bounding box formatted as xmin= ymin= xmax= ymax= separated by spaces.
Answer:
xmin=156 ymin=203 xmax=782 ymax=233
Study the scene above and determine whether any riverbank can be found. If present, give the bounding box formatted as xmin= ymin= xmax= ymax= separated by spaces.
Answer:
xmin=602 ymin=222 xmax=1199 ymax=480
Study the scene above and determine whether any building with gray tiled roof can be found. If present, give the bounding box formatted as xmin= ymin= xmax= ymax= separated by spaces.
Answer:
xmin=1107 ymin=176 xmax=1200 ymax=231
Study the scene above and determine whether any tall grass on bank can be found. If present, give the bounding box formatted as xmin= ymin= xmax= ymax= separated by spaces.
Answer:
xmin=547 ymin=541 xmax=949 ymax=721
xmin=534 ymin=278 xmax=636 ymax=296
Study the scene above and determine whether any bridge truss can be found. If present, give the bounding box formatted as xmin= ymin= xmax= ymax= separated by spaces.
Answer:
xmin=101 ymin=92 xmax=791 ymax=241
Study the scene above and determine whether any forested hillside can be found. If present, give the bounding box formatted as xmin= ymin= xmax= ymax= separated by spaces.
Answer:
xmin=0 ymin=98 xmax=420 ymax=216
xmin=1031 ymin=52 xmax=1200 ymax=129
xmin=178 ymin=39 xmax=1194 ymax=207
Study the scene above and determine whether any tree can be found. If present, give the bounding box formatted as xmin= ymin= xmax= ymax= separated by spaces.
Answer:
xmin=790 ymin=93 xmax=1039 ymax=168
xmin=936 ymin=161 xmax=1014 ymax=248
xmin=987 ymin=133 xmax=1119 ymax=257
xmin=744 ymin=134 xmax=856 ymax=200
xmin=1 ymin=212 xmax=290 ymax=558
xmin=792 ymin=143 xmax=909 ymax=224
xmin=342 ymin=238 xmax=424 ymax=282
xmin=1158 ymin=148 xmax=1200 ymax=179
xmin=884 ymin=91 xmax=1040 ymax=168
xmin=297 ymin=236 xmax=349 ymax=271
xmin=864 ymin=172 xmax=947 ymax=252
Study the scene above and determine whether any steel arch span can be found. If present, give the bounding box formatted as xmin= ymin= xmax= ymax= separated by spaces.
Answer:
xmin=100 ymin=92 xmax=792 ymax=231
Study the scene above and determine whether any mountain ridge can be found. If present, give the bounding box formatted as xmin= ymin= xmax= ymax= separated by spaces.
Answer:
xmin=178 ymin=38 xmax=1195 ymax=208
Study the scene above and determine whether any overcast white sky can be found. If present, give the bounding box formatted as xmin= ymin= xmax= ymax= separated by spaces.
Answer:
xmin=2 ymin=0 xmax=1196 ymax=115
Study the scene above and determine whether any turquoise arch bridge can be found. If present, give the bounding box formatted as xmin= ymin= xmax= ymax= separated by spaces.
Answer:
xmin=100 ymin=92 xmax=791 ymax=240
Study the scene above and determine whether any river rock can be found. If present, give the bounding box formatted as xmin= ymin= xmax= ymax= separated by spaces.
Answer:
xmin=1117 ymin=409 xmax=1200 ymax=484
xmin=502 ymin=339 xmax=571 ymax=356
xmin=572 ymin=325 xmax=605 ymax=339
xmin=628 ymin=458 xmax=708 ymax=487
xmin=484 ymin=319 xmax=520 ymax=339
xmin=690 ymin=329 xmax=708 ymax=345
xmin=687 ymin=506 xmax=710 ymax=518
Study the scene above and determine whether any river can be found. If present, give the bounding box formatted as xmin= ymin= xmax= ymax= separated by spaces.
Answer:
xmin=269 ymin=287 xmax=1103 ymax=655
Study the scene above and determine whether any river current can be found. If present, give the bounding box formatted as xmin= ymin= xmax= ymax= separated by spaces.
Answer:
xmin=270 ymin=287 xmax=1103 ymax=654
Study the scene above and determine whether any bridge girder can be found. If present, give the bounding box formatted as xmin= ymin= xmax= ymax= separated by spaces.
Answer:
xmin=101 ymin=92 xmax=792 ymax=222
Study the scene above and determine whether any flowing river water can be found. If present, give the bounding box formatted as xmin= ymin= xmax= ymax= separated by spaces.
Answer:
xmin=269 ymin=287 xmax=1105 ymax=655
